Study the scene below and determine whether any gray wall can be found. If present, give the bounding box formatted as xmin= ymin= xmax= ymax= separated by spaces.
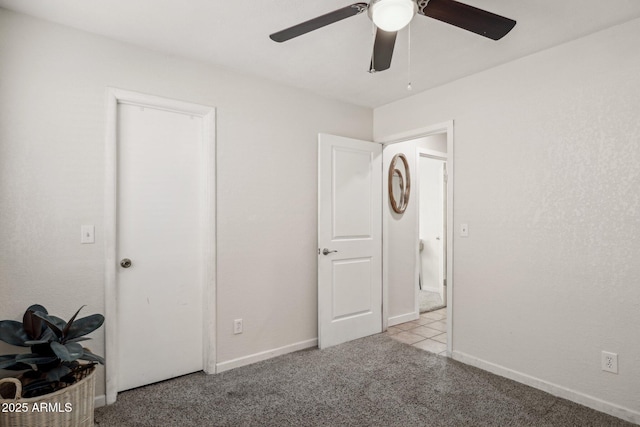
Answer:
xmin=0 ymin=9 xmax=373 ymax=396
xmin=375 ymin=17 xmax=640 ymax=421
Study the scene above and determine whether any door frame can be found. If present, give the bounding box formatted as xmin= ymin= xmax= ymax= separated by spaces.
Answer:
xmin=104 ymin=88 xmax=217 ymax=404
xmin=377 ymin=120 xmax=454 ymax=355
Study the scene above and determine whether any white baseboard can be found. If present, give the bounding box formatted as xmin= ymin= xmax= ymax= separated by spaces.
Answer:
xmin=388 ymin=312 xmax=419 ymax=327
xmin=216 ymin=338 xmax=318 ymax=373
xmin=94 ymin=394 xmax=106 ymax=408
xmin=452 ymin=351 xmax=640 ymax=425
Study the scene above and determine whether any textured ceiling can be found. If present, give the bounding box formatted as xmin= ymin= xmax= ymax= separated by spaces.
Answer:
xmin=1 ymin=0 xmax=640 ymax=107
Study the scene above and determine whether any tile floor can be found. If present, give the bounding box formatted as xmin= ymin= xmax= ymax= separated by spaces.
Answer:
xmin=386 ymin=307 xmax=448 ymax=356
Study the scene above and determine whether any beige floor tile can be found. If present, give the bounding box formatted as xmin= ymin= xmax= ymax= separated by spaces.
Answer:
xmin=411 ymin=326 xmax=443 ymax=339
xmin=432 ymin=333 xmax=447 ymax=343
xmin=393 ymin=322 xmax=416 ymax=331
xmin=386 ymin=326 xmax=403 ymax=335
xmin=434 ymin=308 xmax=447 ymax=315
xmin=420 ymin=312 xmax=445 ymax=321
xmin=390 ymin=331 xmax=425 ymax=345
xmin=426 ymin=320 xmax=447 ymax=332
xmin=409 ymin=317 xmax=432 ymax=326
xmin=420 ymin=317 xmax=440 ymax=325
xmin=412 ymin=339 xmax=447 ymax=354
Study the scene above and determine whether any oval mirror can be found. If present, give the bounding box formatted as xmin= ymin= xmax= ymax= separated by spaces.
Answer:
xmin=388 ymin=153 xmax=410 ymax=214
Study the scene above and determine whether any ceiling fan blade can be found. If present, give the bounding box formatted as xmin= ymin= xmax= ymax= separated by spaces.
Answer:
xmin=418 ymin=0 xmax=516 ymax=40
xmin=270 ymin=3 xmax=368 ymax=42
xmin=369 ymin=29 xmax=397 ymax=73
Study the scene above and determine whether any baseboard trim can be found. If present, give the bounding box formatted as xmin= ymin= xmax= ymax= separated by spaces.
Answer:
xmin=94 ymin=394 xmax=106 ymax=408
xmin=216 ymin=338 xmax=318 ymax=373
xmin=388 ymin=312 xmax=419 ymax=327
xmin=452 ymin=351 xmax=640 ymax=425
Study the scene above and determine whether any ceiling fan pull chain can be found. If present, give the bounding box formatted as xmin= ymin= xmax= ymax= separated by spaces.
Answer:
xmin=370 ymin=20 xmax=376 ymax=73
xmin=407 ymin=22 xmax=412 ymax=91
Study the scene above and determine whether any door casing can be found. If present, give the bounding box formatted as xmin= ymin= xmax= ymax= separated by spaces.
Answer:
xmin=104 ymin=88 xmax=216 ymax=404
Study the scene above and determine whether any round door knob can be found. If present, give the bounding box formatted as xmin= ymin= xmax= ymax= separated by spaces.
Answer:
xmin=120 ymin=258 xmax=132 ymax=268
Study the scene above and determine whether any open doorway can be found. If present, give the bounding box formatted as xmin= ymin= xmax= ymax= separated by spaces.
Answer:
xmin=418 ymin=150 xmax=447 ymax=314
xmin=381 ymin=121 xmax=453 ymax=357
xmin=316 ymin=121 xmax=453 ymax=356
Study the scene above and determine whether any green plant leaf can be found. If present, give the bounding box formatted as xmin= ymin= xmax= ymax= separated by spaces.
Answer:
xmin=15 ymin=353 xmax=57 ymax=365
xmin=66 ymin=337 xmax=91 ymax=343
xmin=3 ymin=362 xmax=32 ymax=371
xmin=64 ymin=314 xmax=105 ymax=341
xmin=0 ymin=355 xmax=20 ymax=369
xmin=62 ymin=305 xmax=85 ymax=339
xmin=45 ymin=365 xmax=72 ymax=382
xmin=0 ymin=355 xmax=32 ymax=371
xmin=24 ymin=327 xmax=55 ymax=345
xmin=24 ymin=339 xmax=49 ymax=345
xmin=80 ymin=348 xmax=105 ymax=364
xmin=49 ymin=316 xmax=67 ymax=329
xmin=26 ymin=304 xmax=48 ymax=315
xmin=33 ymin=312 xmax=63 ymax=339
xmin=0 ymin=320 xmax=30 ymax=346
xmin=50 ymin=341 xmax=83 ymax=362
xmin=40 ymin=328 xmax=56 ymax=341
xmin=23 ymin=305 xmax=47 ymax=340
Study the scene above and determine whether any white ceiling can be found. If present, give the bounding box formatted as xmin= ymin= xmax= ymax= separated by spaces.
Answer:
xmin=2 ymin=0 xmax=640 ymax=108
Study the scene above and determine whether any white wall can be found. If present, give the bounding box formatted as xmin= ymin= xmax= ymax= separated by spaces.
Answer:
xmin=384 ymin=135 xmax=446 ymax=325
xmin=375 ymin=17 xmax=640 ymax=422
xmin=0 ymin=9 xmax=372 ymax=396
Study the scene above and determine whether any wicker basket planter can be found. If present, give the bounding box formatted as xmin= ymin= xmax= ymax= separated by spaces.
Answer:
xmin=0 ymin=366 xmax=96 ymax=427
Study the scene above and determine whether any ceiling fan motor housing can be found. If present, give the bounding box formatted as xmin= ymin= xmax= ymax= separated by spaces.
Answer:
xmin=368 ymin=0 xmax=418 ymax=32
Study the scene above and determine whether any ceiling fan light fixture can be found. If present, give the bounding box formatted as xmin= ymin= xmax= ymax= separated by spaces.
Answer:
xmin=369 ymin=0 xmax=417 ymax=32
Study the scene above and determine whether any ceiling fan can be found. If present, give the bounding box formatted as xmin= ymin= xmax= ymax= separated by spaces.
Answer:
xmin=269 ymin=0 xmax=516 ymax=73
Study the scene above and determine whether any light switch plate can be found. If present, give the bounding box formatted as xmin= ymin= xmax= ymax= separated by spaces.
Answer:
xmin=461 ymin=223 xmax=469 ymax=237
xmin=81 ymin=225 xmax=95 ymax=244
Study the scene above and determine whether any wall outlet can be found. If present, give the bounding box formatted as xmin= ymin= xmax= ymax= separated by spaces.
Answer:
xmin=233 ymin=319 xmax=243 ymax=335
xmin=81 ymin=225 xmax=95 ymax=244
xmin=601 ymin=351 xmax=618 ymax=374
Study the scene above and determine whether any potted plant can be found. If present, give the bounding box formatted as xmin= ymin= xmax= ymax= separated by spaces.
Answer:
xmin=0 ymin=304 xmax=104 ymax=427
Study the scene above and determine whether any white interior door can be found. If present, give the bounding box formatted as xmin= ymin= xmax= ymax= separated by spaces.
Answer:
xmin=318 ymin=134 xmax=382 ymax=349
xmin=419 ymin=156 xmax=446 ymax=298
xmin=116 ymin=103 xmax=204 ymax=391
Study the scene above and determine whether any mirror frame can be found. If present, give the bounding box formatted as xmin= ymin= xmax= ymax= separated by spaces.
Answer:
xmin=388 ymin=153 xmax=410 ymax=214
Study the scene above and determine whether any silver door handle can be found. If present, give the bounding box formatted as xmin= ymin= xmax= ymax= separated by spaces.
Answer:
xmin=322 ymin=248 xmax=338 ymax=256
xmin=120 ymin=258 xmax=132 ymax=268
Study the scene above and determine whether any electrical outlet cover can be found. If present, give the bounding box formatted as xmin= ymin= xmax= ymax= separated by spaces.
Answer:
xmin=601 ymin=351 xmax=618 ymax=374
xmin=233 ymin=319 xmax=243 ymax=334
